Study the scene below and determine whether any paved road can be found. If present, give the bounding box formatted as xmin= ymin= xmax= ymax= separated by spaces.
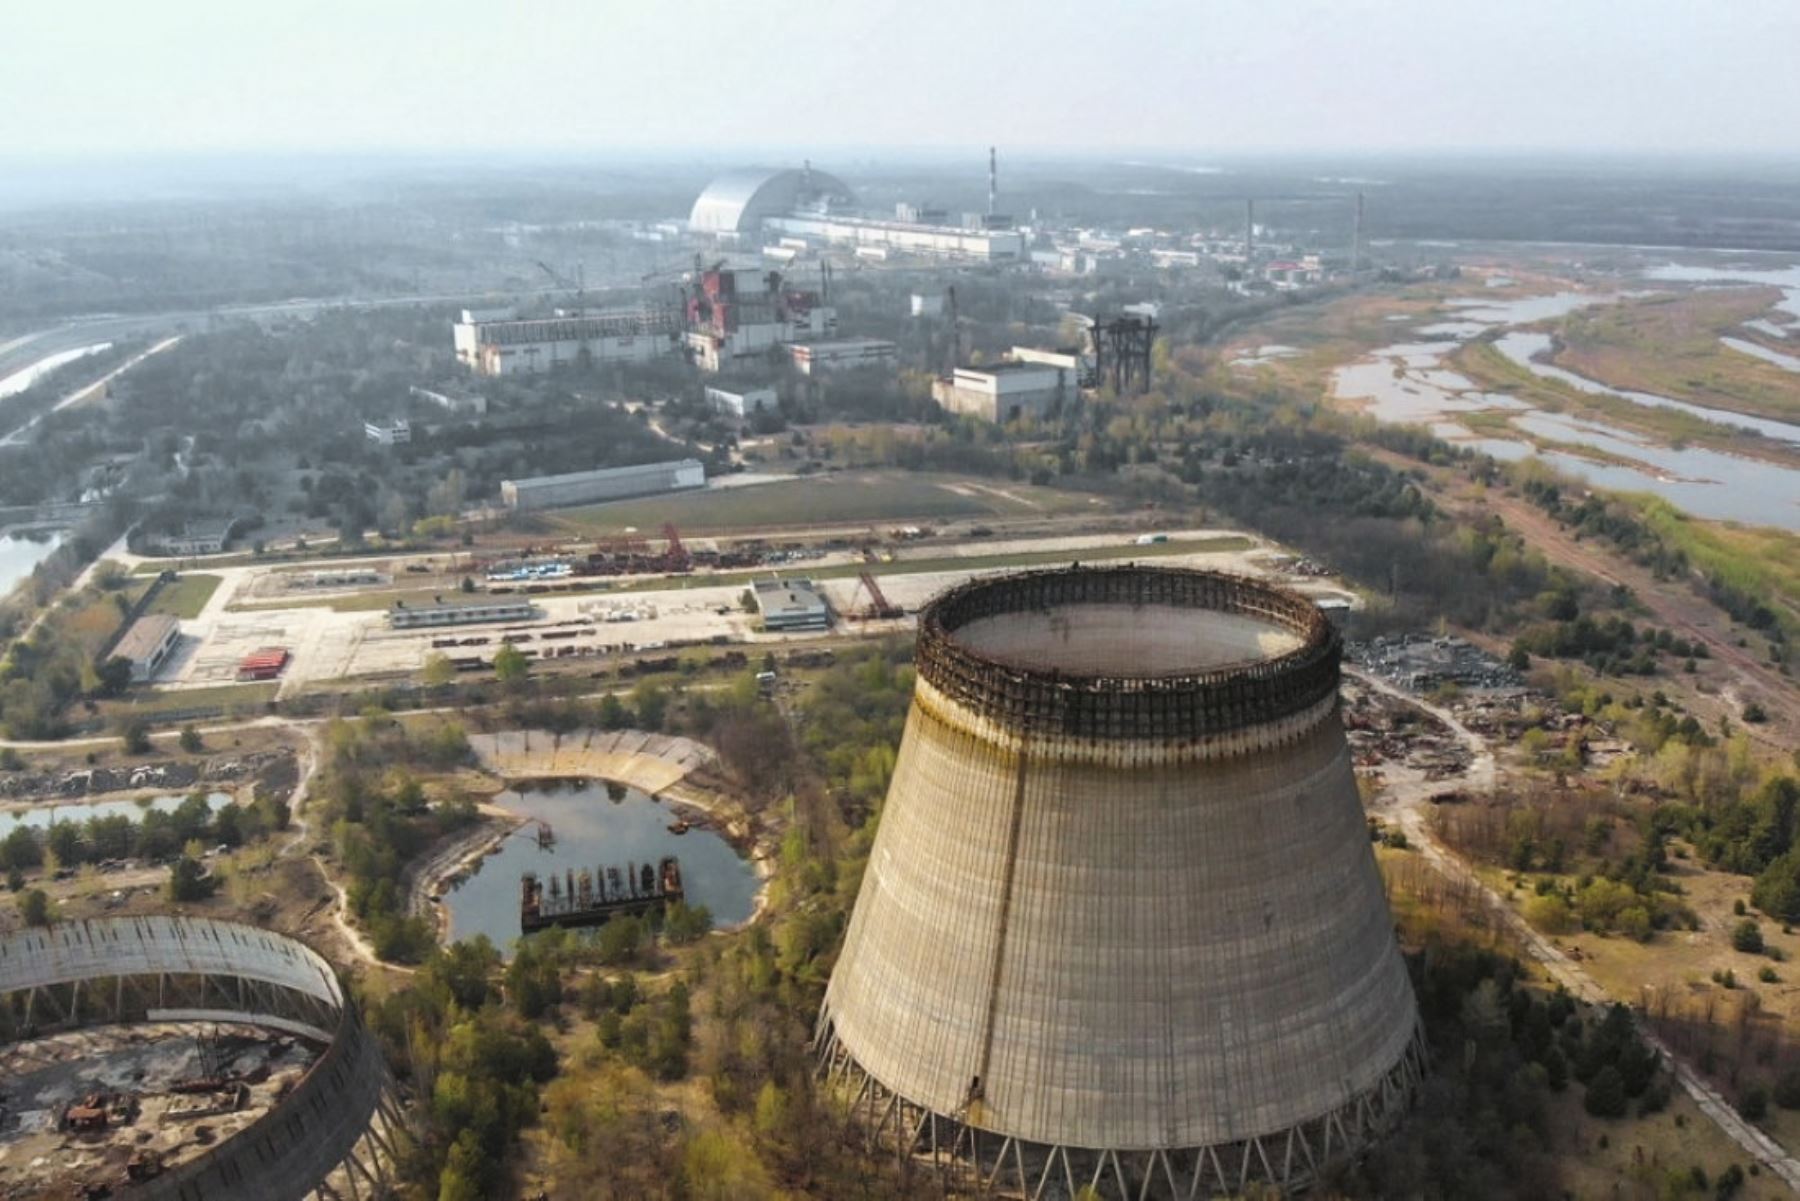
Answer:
xmin=1352 ymin=668 xmax=1800 ymax=1192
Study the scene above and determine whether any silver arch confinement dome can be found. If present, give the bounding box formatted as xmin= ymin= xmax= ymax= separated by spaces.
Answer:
xmin=688 ymin=166 xmax=855 ymax=235
xmin=816 ymin=565 xmax=1424 ymax=1198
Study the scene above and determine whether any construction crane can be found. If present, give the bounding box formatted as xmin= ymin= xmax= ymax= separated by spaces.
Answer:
xmin=661 ymin=523 xmax=691 ymax=572
xmin=640 ymin=253 xmax=713 ymax=286
xmin=535 ymin=260 xmax=585 ymax=312
xmin=848 ymin=570 xmax=903 ymax=621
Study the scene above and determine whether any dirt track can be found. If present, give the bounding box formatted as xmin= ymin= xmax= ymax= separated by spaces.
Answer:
xmin=1354 ymin=669 xmax=1800 ymax=1190
xmin=1482 ymin=491 xmax=1800 ymax=743
xmin=1375 ymin=448 xmax=1800 ymax=751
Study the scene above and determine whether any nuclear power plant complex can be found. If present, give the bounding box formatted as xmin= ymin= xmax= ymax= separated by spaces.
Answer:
xmin=816 ymin=565 xmax=1425 ymax=1199
xmin=689 ymin=153 xmax=1024 ymax=262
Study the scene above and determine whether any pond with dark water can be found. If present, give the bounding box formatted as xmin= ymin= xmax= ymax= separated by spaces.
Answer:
xmin=442 ymin=781 xmax=760 ymax=952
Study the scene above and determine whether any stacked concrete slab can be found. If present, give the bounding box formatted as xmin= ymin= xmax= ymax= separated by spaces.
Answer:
xmin=816 ymin=566 xmax=1424 ymax=1198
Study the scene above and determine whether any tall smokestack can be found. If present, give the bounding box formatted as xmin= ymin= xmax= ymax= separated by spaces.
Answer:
xmin=988 ymin=145 xmax=998 ymax=218
xmin=1245 ymin=197 xmax=1255 ymax=263
xmin=1353 ymin=190 xmax=1366 ymax=274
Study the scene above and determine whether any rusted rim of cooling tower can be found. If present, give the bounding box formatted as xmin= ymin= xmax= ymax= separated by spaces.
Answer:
xmin=916 ymin=565 xmax=1339 ymax=740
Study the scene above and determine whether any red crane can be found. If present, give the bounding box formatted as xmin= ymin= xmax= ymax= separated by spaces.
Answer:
xmin=661 ymin=523 xmax=691 ymax=572
xmin=852 ymin=570 xmax=903 ymax=620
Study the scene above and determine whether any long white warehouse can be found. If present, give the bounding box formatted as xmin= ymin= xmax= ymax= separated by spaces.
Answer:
xmin=454 ymin=308 xmax=683 ymax=377
xmin=765 ymin=212 xmax=1023 ymax=263
xmin=501 ymin=458 xmax=706 ymax=511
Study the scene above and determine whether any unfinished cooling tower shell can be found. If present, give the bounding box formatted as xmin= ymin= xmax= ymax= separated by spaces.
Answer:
xmin=816 ymin=565 xmax=1424 ymax=1199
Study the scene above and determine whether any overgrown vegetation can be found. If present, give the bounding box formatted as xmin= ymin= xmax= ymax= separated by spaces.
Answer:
xmin=0 ymin=790 xmax=289 ymax=874
xmin=311 ymin=715 xmax=480 ymax=963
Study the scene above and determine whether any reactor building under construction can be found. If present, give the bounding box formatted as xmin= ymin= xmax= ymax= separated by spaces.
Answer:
xmin=815 ymin=565 xmax=1425 ymax=1199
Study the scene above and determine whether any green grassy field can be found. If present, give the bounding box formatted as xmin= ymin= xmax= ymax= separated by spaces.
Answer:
xmin=542 ymin=471 xmax=1104 ymax=537
xmin=1452 ymin=339 xmax=1791 ymax=464
xmin=142 ymin=573 xmax=222 ymax=619
xmin=97 ymin=681 xmax=279 ymax=723
xmin=1631 ymin=498 xmax=1800 ymax=638
xmin=1553 ymin=288 xmax=1800 ymax=423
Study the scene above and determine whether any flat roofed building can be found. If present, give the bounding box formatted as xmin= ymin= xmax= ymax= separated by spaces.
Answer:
xmin=115 ymin=614 xmax=181 ymax=682
xmin=158 ymin=518 xmax=240 ymax=556
xmin=238 ymin=647 xmax=290 ymax=681
xmin=787 ymin=338 xmax=898 ymax=375
xmin=705 ymin=385 xmax=778 ymax=418
xmin=932 ymin=360 xmax=1071 ymax=424
xmin=301 ymin=568 xmax=385 ymax=588
xmin=1011 ymin=344 xmax=1093 ymax=383
xmin=683 ymin=265 xmax=837 ymax=373
xmin=410 ymin=384 xmax=488 ymax=416
xmin=388 ymin=599 xmax=536 ymax=630
xmin=364 ymin=418 xmax=411 ymax=446
xmin=500 ymin=458 xmax=705 ymax=512
xmin=453 ymin=309 xmax=683 ymax=377
xmin=765 ymin=212 xmax=1023 ymax=262
xmin=753 ymin=577 xmax=830 ymax=632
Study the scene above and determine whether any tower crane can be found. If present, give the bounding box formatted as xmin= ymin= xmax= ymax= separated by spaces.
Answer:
xmin=535 ymin=260 xmax=585 ymax=313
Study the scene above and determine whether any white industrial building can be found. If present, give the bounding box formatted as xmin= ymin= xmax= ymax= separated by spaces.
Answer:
xmin=788 ymin=338 xmax=899 ymax=375
xmin=388 ymin=599 xmax=537 ymax=630
xmin=753 ymin=577 xmax=830 ymax=632
xmin=114 ymin=614 xmax=181 ymax=682
xmin=155 ymin=518 xmax=240 ymax=556
xmin=500 ymin=459 xmax=705 ymax=512
xmin=705 ymin=385 xmax=778 ymax=418
xmin=363 ymin=418 xmax=411 ymax=446
xmin=690 ymin=165 xmax=1022 ymax=263
xmin=765 ymin=212 xmax=1022 ymax=263
xmin=410 ymin=384 xmax=488 ymax=416
xmin=684 ymin=265 xmax=838 ymax=374
xmin=685 ymin=306 xmax=837 ymax=373
xmin=453 ymin=308 xmax=682 ymax=377
xmin=1011 ymin=345 xmax=1092 ymax=380
xmin=932 ymin=361 xmax=1071 ymax=424
xmin=910 ymin=293 xmax=943 ymax=317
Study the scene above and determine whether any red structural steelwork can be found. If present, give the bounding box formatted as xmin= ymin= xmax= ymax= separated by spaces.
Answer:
xmin=661 ymin=523 xmax=690 ymax=571
xmin=238 ymin=647 xmax=290 ymax=681
xmin=851 ymin=571 xmax=903 ymax=620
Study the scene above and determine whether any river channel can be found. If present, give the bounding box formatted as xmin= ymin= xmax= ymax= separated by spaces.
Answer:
xmin=1330 ymin=286 xmax=1800 ymax=530
xmin=0 ymin=531 xmax=64 ymax=602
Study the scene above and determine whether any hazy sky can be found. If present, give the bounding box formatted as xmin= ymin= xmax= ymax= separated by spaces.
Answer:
xmin=8 ymin=0 xmax=1800 ymax=158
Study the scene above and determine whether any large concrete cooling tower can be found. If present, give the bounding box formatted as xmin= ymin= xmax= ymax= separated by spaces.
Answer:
xmin=816 ymin=565 xmax=1424 ymax=1199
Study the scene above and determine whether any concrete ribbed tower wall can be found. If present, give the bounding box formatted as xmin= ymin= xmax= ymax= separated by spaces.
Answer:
xmin=816 ymin=566 xmax=1425 ymax=1199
